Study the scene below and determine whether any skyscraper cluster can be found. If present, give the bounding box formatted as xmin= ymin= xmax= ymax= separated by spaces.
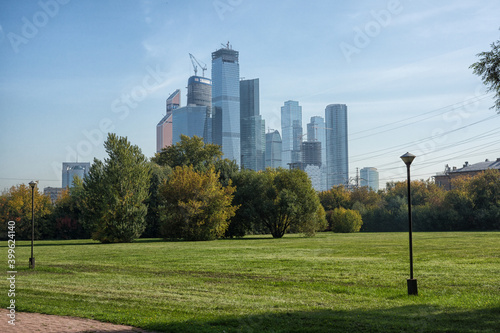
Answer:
xmin=156 ymin=43 xmax=355 ymax=191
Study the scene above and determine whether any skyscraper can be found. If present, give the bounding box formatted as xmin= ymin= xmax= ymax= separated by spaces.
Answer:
xmin=265 ymin=130 xmax=282 ymax=168
xmin=156 ymin=89 xmax=180 ymax=152
xmin=187 ymin=76 xmax=212 ymax=143
xmin=212 ymin=43 xmax=240 ymax=165
xmin=62 ymin=162 xmax=90 ymax=188
xmin=325 ymin=104 xmax=348 ymax=188
xmin=240 ymin=78 xmax=265 ymax=171
xmin=360 ymin=167 xmax=379 ymax=191
xmin=307 ymin=116 xmax=327 ymax=191
xmin=281 ymin=100 xmax=302 ymax=169
xmin=301 ymin=141 xmax=322 ymax=191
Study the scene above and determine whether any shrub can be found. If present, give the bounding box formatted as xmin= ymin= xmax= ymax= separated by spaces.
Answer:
xmin=329 ymin=207 xmax=363 ymax=233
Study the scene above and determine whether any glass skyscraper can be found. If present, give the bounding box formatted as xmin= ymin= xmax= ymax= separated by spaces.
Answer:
xmin=360 ymin=167 xmax=379 ymax=191
xmin=265 ymin=130 xmax=282 ymax=169
xmin=212 ymin=45 xmax=240 ymax=165
xmin=325 ymin=104 xmax=348 ymax=188
xmin=281 ymin=100 xmax=302 ymax=169
xmin=307 ymin=116 xmax=327 ymax=191
xmin=187 ymin=76 xmax=212 ymax=143
xmin=240 ymin=78 xmax=265 ymax=171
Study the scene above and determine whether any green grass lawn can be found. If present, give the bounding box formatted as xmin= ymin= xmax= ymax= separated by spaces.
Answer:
xmin=2 ymin=232 xmax=499 ymax=332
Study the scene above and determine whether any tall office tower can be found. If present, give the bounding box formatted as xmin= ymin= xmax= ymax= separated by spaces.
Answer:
xmin=265 ymin=129 xmax=282 ymax=168
xmin=301 ymin=141 xmax=322 ymax=191
xmin=187 ymin=76 xmax=211 ymax=107
xmin=325 ymin=104 xmax=349 ymax=188
xmin=240 ymin=78 xmax=265 ymax=171
xmin=360 ymin=167 xmax=379 ymax=191
xmin=187 ymin=76 xmax=212 ymax=143
xmin=212 ymin=43 xmax=240 ymax=165
xmin=157 ymin=89 xmax=180 ymax=152
xmin=307 ymin=116 xmax=327 ymax=191
xmin=62 ymin=162 xmax=90 ymax=188
xmin=281 ymin=100 xmax=302 ymax=169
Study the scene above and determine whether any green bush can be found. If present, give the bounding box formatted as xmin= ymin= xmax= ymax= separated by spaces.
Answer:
xmin=329 ymin=207 xmax=363 ymax=233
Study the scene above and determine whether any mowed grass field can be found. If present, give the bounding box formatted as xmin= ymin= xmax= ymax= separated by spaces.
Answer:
xmin=2 ymin=232 xmax=499 ymax=332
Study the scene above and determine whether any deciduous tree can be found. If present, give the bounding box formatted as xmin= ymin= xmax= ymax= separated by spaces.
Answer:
xmin=159 ymin=166 xmax=237 ymax=241
xmin=0 ymin=183 xmax=53 ymax=240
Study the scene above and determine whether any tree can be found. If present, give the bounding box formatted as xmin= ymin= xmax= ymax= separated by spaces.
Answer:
xmin=470 ymin=33 xmax=500 ymax=113
xmin=225 ymin=169 xmax=267 ymax=238
xmin=52 ymin=178 xmax=89 ymax=239
xmin=142 ymin=163 xmax=172 ymax=238
xmin=0 ymin=183 xmax=53 ymax=240
xmin=255 ymin=169 xmax=326 ymax=238
xmin=329 ymin=207 xmax=363 ymax=233
xmin=81 ymin=134 xmax=150 ymax=243
xmin=318 ymin=185 xmax=351 ymax=211
xmin=158 ymin=165 xmax=237 ymax=241
xmin=153 ymin=135 xmax=222 ymax=170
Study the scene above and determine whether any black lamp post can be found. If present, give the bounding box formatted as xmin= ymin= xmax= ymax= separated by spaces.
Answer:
xmin=29 ymin=181 xmax=36 ymax=269
xmin=400 ymin=152 xmax=417 ymax=295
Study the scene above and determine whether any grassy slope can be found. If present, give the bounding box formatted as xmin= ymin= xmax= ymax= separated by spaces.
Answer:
xmin=2 ymin=232 xmax=499 ymax=332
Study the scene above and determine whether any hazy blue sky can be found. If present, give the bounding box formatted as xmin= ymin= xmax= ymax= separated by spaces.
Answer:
xmin=1 ymin=0 xmax=499 ymax=192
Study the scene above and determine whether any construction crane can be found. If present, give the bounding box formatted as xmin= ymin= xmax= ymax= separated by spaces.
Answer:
xmin=189 ymin=53 xmax=207 ymax=77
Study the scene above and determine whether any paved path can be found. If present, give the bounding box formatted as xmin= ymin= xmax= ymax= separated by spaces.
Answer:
xmin=0 ymin=309 xmax=156 ymax=333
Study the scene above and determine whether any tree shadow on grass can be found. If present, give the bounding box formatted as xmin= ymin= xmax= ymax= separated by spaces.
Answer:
xmin=143 ymin=305 xmax=500 ymax=333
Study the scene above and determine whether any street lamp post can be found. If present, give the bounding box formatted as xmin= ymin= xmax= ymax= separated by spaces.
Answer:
xmin=400 ymin=152 xmax=417 ymax=295
xmin=29 ymin=181 xmax=36 ymax=269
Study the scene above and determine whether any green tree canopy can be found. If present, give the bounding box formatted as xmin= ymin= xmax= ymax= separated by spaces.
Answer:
xmin=158 ymin=165 xmax=237 ymax=241
xmin=470 ymin=33 xmax=500 ymax=113
xmin=153 ymin=135 xmax=223 ymax=170
xmin=254 ymin=169 xmax=326 ymax=238
xmin=81 ymin=133 xmax=150 ymax=243
xmin=318 ymin=185 xmax=351 ymax=211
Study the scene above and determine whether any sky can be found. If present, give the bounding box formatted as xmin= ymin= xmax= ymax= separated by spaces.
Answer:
xmin=1 ymin=0 xmax=499 ymax=192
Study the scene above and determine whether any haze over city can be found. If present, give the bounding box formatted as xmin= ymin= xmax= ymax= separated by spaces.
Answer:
xmin=1 ymin=0 xmax=499 ymax=192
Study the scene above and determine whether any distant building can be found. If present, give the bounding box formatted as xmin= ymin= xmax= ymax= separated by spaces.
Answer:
xmin=281 ymin=100 xmax=302 ymax=168
xmin=187 ymin=76 xmax=211 ymax=108
xmin=156 ymin=113 xmax=173 ymax=153
xmin=325 ymin=104 xmax=348 ymax=188
xmin=307 ymin=116 xmax=327 ymax=191
xmin=187 ymin=76 xmax=212 ymax=143
xmin=434 ymin=158 xmax=500 ymax=190
xmin=212 ymin=44 xmax=240 ymax=165
xmin=240 ymin=78 xmax=265 ymax=171
xmin=62 ymin=162 xmax=90 ymax=188
xmin=360 ymin=167 xmax=379 ymax=191
xmin=265 ymin=130 xmax=282 ymax=169
xmin=157 ymin=89 xmax=180 ymax=152
xmin=43 ymin=187 xmax=64 ymax=203
xmin=302 ymin=141 xmax=322 ymax=191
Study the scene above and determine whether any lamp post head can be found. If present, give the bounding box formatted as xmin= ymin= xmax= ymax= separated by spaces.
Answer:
xmin=400 ymin=152 xmax=416 ymax=166
xmin=29 ymin=181 xmax=36 ymax=189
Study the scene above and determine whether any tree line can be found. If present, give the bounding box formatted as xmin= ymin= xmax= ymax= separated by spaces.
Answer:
xmin=1 ymin=133 xmax=499 ymax=242
xmin=319 ymin=172 xmax=500 ymax=232
xmin=0 ymin=134 xmax=327 ymax=242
